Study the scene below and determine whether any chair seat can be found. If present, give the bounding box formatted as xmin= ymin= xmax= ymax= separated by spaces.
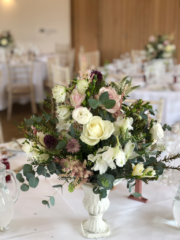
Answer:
xmin=6 ymin=84 xmax=31 ymax=94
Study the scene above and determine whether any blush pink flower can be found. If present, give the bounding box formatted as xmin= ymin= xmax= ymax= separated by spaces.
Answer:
xmin=149 ymin=35 xmax=156 ymax=42
xmin=95 ymin=87 xmax=121 ymax=114
xmin=31 ymin=126 xmax=37 ymax=135
xmin=70 ymin=89 xmax=85 ymax=107
xmin=163 ymin=40 xmax=169 ymax=46
xmin=66 ymin=138 xmax=80 ymax=153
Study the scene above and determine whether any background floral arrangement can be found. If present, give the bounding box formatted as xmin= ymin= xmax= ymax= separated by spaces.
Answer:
xmin=16 ymin=71 xmax=180 ymax=208
xmin=145 ymin=34 xmax=176 ymax=60
xmin=0 ymin=31 xmax=13 ymax=48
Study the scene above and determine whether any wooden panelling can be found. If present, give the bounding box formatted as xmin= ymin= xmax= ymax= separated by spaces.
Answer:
xmin=71 ymin=0 xmax=180 ymax=69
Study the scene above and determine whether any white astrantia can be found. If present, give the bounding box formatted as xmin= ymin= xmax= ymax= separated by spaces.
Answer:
xmin=150 ymin=122 xmax=164 ymax=140
xmin=88 ymin=146 xmax=116 ymax=174
xmin=76 ymin=79 xmax=89 ymax=95
xmin=132 ymin=163 xmax=144 ymax=176
xmin=52 ymin=85 xmax=66 ymax=103
xmin=113 ymin=116 xmax=133 ymax=136
xmin=80 ymin=116 xmax=114 ymax=146
xmin=37 ymin=132 xmax=46 ymax=146
xmin=142 ymin=166 xmax=156 ymax=178
xmin=72 ymin=107 xmax=92 ymax=124
xmin=124 ymin=141 xmax=135 ymax=160
xmin=57 ymin=105 xmax=72 ymax=120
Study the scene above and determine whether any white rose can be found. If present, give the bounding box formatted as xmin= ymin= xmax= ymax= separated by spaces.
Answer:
xmin=80 ymin=116 xmax=114 ymax=146
xmin=56 ymin=119 xmax=73 ymax=132
xmin=1 ymin=38 xmax=8 ymax=46
xmin=150 ymin=122 xmax=164 ymax=140
xmin=113 ymin=116 xmax=133 ymax=136
xmin=124 ymin=141 xmax=135 ymax=159
xmin=77 ymin=79 xmax=89 ymax=95
xmin=157 ymin=44 xmax=164 ymax=50
xmin=142 ymin=166 xmax=156 ymax=178
xmin=72 ymin=107 xmax=92 ymax=124
xmin=165 ymin=44 xmax=173 ymax=52
xmin=37 ymin=132 xmax=46 ymax=146
xmin=57 ymin=105 xmax=71 ymax=120
xmin=132 ymin=163 xmax=144 ymax=176
xmin=52 ymin=85 xmax=66 ymax=103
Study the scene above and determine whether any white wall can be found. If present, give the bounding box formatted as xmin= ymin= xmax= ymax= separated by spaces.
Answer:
xmin=0 ymin=0 xmax=71 ymax=53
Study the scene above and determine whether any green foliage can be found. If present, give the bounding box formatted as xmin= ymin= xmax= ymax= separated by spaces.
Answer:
xmin=16 ymin=173 xmax=24 ymax=183
xmin=99 ymin=92 xmax=116 ymax=109
xmin=68 ymin=182 xmax=75 ymax=192
xmin=69 ymin=124 xmax=77 ymax=139
xmin=21 ymin=183 xmax=29 ymax=192
xmin=56 ymin=141 xmax=66 ymax=149
xmin=29 ymin=176 xmax=39 ymax=188
xmin=97 ymin=173 xmax=115 ymax=190
xmin=88 ymin=99 xmax=101 ymax=109
xmin=162 ymin=124 xmax=171 ymax=131
xmin=42 ymin=200 xmax=50 ymax=208
xmin=133 ymin=192 xmax=142 ymax=198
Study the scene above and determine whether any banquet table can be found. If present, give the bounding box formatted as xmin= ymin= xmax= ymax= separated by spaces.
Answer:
xmin=1 ymin=147 xmax=180 ymax=240
xmin=0 ymin=61 xmax=48 ymax=111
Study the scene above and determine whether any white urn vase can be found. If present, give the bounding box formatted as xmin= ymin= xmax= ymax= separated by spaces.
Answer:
xmin=81 ymin=179 xmax=121 ymax=238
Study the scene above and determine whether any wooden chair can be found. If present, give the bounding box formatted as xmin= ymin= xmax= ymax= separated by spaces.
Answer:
xmin=78 ymin=50 xmax=100 ymax=71
xmin=51 ymin=65 xmax=70 ymax=87
xmin=131 ymin=50 xmax=146 ymax=63
xmin=44 ymin=55 xmax=60 ymax=89
xmin=6 ymin=62 xmax=37 ymax=121
xmin=125 ymin=98 xmax=164 ymax=203
xmin=0 ymin=118 xmax=4 ymax=144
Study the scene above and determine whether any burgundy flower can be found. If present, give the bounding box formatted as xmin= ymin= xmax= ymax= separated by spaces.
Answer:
xmin=90 ymin=70 xmax=103 ymax=83
xmin=44 ymin=135 xmax=58 ymax=149
xmin=66 ymin=138 xmax=80 ymax=153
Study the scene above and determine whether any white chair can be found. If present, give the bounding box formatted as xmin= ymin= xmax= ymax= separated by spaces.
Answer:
xmin=0 ymin=47 xmax=7 ymax=63
xmin=131 ymin=50 xmax=146 ymax=63
xmin=124 ymin=98 xmax=164 ymax=123
xmin=51 ymin=65 xmax=70 ymax=87
xmin=55 ymin=43 xmax=71 ymax=53
xmin=44 ymin=55 xmax=60 ymax=89
xmin=6 ymin=62 xmax=37 ymax=121
xmin=78 ymin=50 xmax=100 ymax=71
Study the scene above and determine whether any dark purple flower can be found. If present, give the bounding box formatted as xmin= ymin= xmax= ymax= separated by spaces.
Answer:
xmin=44 ymin=135 xmax=58 ymax=149
xmin=90 ymin=70 xmax=103 ymax=83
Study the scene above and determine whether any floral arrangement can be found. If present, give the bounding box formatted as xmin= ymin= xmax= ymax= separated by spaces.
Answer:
xmin=0 ymin=31 xmax=13 ymax=48
xmin=145 ymin=34 xmax=176 ymax=60
xmin=16 ymin=70 xmax=180 ymax=208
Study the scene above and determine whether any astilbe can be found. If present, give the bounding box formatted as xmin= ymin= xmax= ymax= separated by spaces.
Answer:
xmin=59 ymin=157 xmax=93 ymax=189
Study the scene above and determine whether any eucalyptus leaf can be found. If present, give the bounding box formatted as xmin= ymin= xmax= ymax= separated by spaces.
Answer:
xmin=21 ymin=183 xmax=29 ymax=192
xmin=42 ymin=200 xmax=50 ymax=208
xmin=56 ymin=141 xmax=66 ymax=150
xmin=16 ymin=173 xmax=24 ymax=183
xmin=133 ymin=192 xmax=142 ymax=198
xmin=29 ymin=176 xmax=39 ymax=188
xmin=88 ymin=99 xmax=101 ymax=109
xmin=50 ymin=196 xmax=55 ymax=206
xmin=103 ymin=99 xmax=116 ymax=109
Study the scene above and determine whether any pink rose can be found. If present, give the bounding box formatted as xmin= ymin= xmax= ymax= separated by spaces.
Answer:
xmin=163 ymin=40 xmax=169 ymax=46
xmin=96 ymin=87 xmax=121 ymax=113
xmin=149 ymin=35 xmax=156 ymax=43
xmin=70 ymin=89 xmax=85 ymax=107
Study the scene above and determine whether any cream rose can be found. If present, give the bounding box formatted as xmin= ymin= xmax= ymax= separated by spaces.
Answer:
xmin=95 ymin=87 xmax=121 ymax=113
xmin=80 ymin=116 xmax=114 ymax=146
xmin=57 ymin=105 xmax=71 ymax=120
xmin=150 ymin=122 xmax=164 ymax=140
xmin=113 ymin=116 xmax=133 ymax=136
xmin=22 ymin=142 xmax=32 ymax=154
xmin=52 ymin=85 xmax=66 ymax=103
xmin=77 ymin=79 xmax=89 ymax=95
xmin=72 ymin=107 xmax=92 ymax=124
xmin=70 ymin=89 xmax=85 ymax=107
xmin=1 ymin=38 xmax=8 ymax=46
xmin=132 ymin=163 xmax=144 ymax=176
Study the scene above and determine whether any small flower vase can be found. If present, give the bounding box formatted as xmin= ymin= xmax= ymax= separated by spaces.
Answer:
xmin=81 ymin=179 xmax=121 ymax=238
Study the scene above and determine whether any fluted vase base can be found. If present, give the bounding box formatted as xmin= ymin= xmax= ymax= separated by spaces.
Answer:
xmin=81 ymin=219 xmax=110 ymax=239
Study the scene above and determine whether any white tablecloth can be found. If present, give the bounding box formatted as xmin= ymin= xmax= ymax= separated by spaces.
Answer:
xmin=0 ymin=62 xmax=48 ymax=111
xmin=129 ymin=90 xmax=180 ymax=126
xmin=1 ymin=151 xmax=180 ymax=240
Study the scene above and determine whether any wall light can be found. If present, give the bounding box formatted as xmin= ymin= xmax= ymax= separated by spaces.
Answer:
xmin=2 ymin=0 xmax=15 ymax=7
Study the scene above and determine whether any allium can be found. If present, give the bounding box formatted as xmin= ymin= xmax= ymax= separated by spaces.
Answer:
xmin=44 ymin=135 xmax=58 ymax=149
xmin=90 ymin=70 xmax=103 ymax=83
xmin=66 ymin=138 xmax=80 ymax=153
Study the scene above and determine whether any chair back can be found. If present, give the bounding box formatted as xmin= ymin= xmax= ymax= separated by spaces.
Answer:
xmin=55 ymin=43 xmax=71 ymax=53
xmin=47 ymin=55 xmax=59 ymax=87
xmin=51 ymin=65 xmax=70 ymax=87
xmin=0 ymin=119 xmax=4 ymax=144
xmin=0 ymin=47 xmax=7 ymax=63
xmin=7 ymin=62 xmax=34 ymax=90
xmin=124 ymin=98 xmax=164 ymax=123
xmin=78 ymin=50 xmax=100 ymax=71
xmin=131 ymin=50 xmax=146 ymax=63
